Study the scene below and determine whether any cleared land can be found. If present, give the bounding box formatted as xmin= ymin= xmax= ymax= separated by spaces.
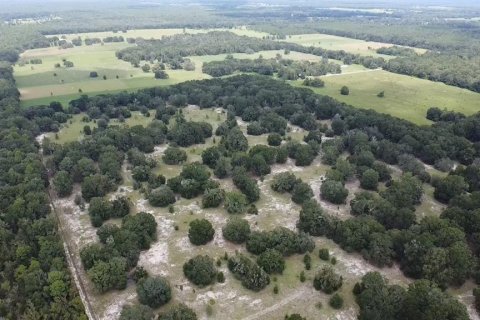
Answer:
xmin=295 ymin=69 xmax=480 ymax=125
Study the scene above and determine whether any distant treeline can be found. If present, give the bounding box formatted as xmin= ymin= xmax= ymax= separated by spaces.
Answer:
xmin=202 ymin=56 xmax=341 ymax=79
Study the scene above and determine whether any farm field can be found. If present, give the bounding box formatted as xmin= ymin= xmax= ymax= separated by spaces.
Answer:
xmin=295 ymin=69 xmax=480 ymax=125
xmin=286 ymin=33 xmax=427 ymax=58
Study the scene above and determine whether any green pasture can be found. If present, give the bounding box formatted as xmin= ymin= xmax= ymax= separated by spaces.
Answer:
xmin=286 ymin=33 xmax=427 ymax=58
xmin=295 ymin=69 xmax=480 ymax=125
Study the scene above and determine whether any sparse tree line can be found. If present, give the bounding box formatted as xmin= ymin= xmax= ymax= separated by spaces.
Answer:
xmin=202 ymin=55 xmax=341 ymax=79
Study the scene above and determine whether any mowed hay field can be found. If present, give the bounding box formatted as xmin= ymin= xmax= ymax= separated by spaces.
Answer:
xmin=296 ymin=69 xmax=480 ymax=125
xmin=286 ymin=33 xmax=427 ymax=58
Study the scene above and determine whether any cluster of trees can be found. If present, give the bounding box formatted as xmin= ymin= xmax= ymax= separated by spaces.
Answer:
xmin=376 ymin=46 xmax=417 ymax=57
xmin=246 ymin=227 xmax=314 ymax=256
xmin=228 ymin=254 xmax=270 ymax=291
xmin=116 ymin=31 xmax=386 ymax=71
xmin=183 ymin=255 xmax=218 ymax=287
xmin=354 ymin=272 xmax=469 ymax=320
xmin=202 ymin=56 xmax=341 ymax=79
xmin=0 ymin=33 xmax=86 ymax=318
xmin=80 ymin=212 xmax=157 ymax=292
xmin=271 ymin=172 xmax=314 ymax=204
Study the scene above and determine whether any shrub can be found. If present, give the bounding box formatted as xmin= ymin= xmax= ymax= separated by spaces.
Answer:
xmin=291 ymin=182 xmax=314 ymax=204
xmin=329 ymin=293 xmax=344 ymax=309
xmin=228 ymin=254 xmax=270 ymax=291
xmin=360 ymin=169 xmax=379 ymax=190
xmin=163 ymin=147 xmax=187 ymax=165
xmin=340 ymin=86 xmax=349 ymax=95
xmin=319 ymin=248 xmax=330 ymax=261
xmin=137 ymin=276 xmax=172 ymax=308
xmin=313 ymin=266 xmax=343 ymax=294
xmin=183 ymin=255 xmax=217 ymax=287
xmin=224 ymin=192 xmax=247 ymax=214
xmin=120 ymin=304 xmax=153 ymax=320
xmin=149 ymin=185 xmax=176 ymax=207
xmin=320 ymin=179 xmax=348 ymax=204
xmin=267 ymin=133 xmax=282 ymax=146
xmin=222 ymin=218 xmax=251 ymax=244
xmin=202 ymin=188 xmax=225 ymax=208
xmin=188 ymin=219 xmax=215 ymax=245
xmin=159 ymin=304 xmax=197 ymax=320
xmin=271 ymin=172 xmax=298 ymax=193
xmin=257 ymin=249 xmax=285 ymax=274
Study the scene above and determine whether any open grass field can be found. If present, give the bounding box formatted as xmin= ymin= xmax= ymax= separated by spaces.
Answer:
xmin=286 ymin=33 xmax=427 ymax=58
xmin=18 ymin=45 xmax=365 ymax=107
xmin=295 ymin=69 xmax=480 ymax=125
xmin=52 ymin=27 xmax=268 ymax=42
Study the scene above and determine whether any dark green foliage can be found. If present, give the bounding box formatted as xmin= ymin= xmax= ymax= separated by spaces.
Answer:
xmin=228 ymin=254 xmax=270 ymax=291
xmin=168 ymin=119 xmax=212 ymax=147
xmin=201 ymin=146 xmax=221 ymax=168
xmin=214 ymin=157 xmax=232 ymax=178
xmin=313 ymin=266 xmax=343 ymax=294
xmin=257 ymin=249 xmax=285 ymax=274
xmin=120 ymin=304 xmax=154 ymax=320
xmin=319 ymin=248 xmax=330 ymax=261
xmin=111 ymin=196 xmax=130 ymax=218
xmin=434 ymin=175 xmax=468 ymax=204
xmin=224 ymin=191 xmax=247 ymax=214
xmin=132 ymin=165 xmax=151 ymax=182
xmin=473 ymin=288 xmax=480 ymax=313
xmin=149 ymin=185 xmax=176 ymax=207
xmin=82 ymin=174 xmax=113 ymax=201
xmin=246 ymin=227 xmax=315 ymax=256
xmin=202 ymin=188 xmax=225 ymax=208
xmin=303 ymin=77 xmax=325 ymax=87
xmin=163 ymin=146 xmax=187 ymax=165
xmin=203 ymin=57 xmax=340 ymax=78
xmin=297 ymin=199 xmax=331 ymax=237
xmin=188 ymin=219 xmax=214 ymax=245
xmin=159 ymin=304 xmax=198 ymax=320
xmin=53 ymin=170 xmax=73 ymax=197
xmin=329 ymin=293 xmax=344 ymax=309
xmin=267 ymin=133 xmax=282 ymax=146
xmin=222 ymin=218 xmax=251 ymax=244
xmin=183 ymin=255 xmax=217 ymax=287
xmin=382 ymin=174 xmax=423 ymax=209
xmin=232 ymin=167 xmax=260 ymax=202
xmin=88 ymin=257 xmax=128 ymax=292
xmin=340 ymin=86 xmax=349 ymax=95
xmin=303 ymin=253 xmax=311 ymax=270
xmin=222 ymin=127 xmax=248 ymax=153
xmin=360 ymin=169 xmax=379 ymax=190
xmin=271 ymin=172 xmax=299 ymax=193
xmin=291 ymin=182 xmax=314 ymax=204
xmin=320 ymin=179 xmax=348 ymax=204
xmin=88 ymin=197 xmax=112 ymax=227
xmin=137 ymin=276 xmax=172 ymax=308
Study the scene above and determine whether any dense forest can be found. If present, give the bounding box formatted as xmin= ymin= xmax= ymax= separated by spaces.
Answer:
xmin=0 ymin=32 xmax=86 ymax=320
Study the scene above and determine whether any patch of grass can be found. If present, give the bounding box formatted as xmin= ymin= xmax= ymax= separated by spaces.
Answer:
xmin=294 ymin=70 xmax=480 ymax=125
xmin=286 ymin=33 xmax=427 ymax=58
